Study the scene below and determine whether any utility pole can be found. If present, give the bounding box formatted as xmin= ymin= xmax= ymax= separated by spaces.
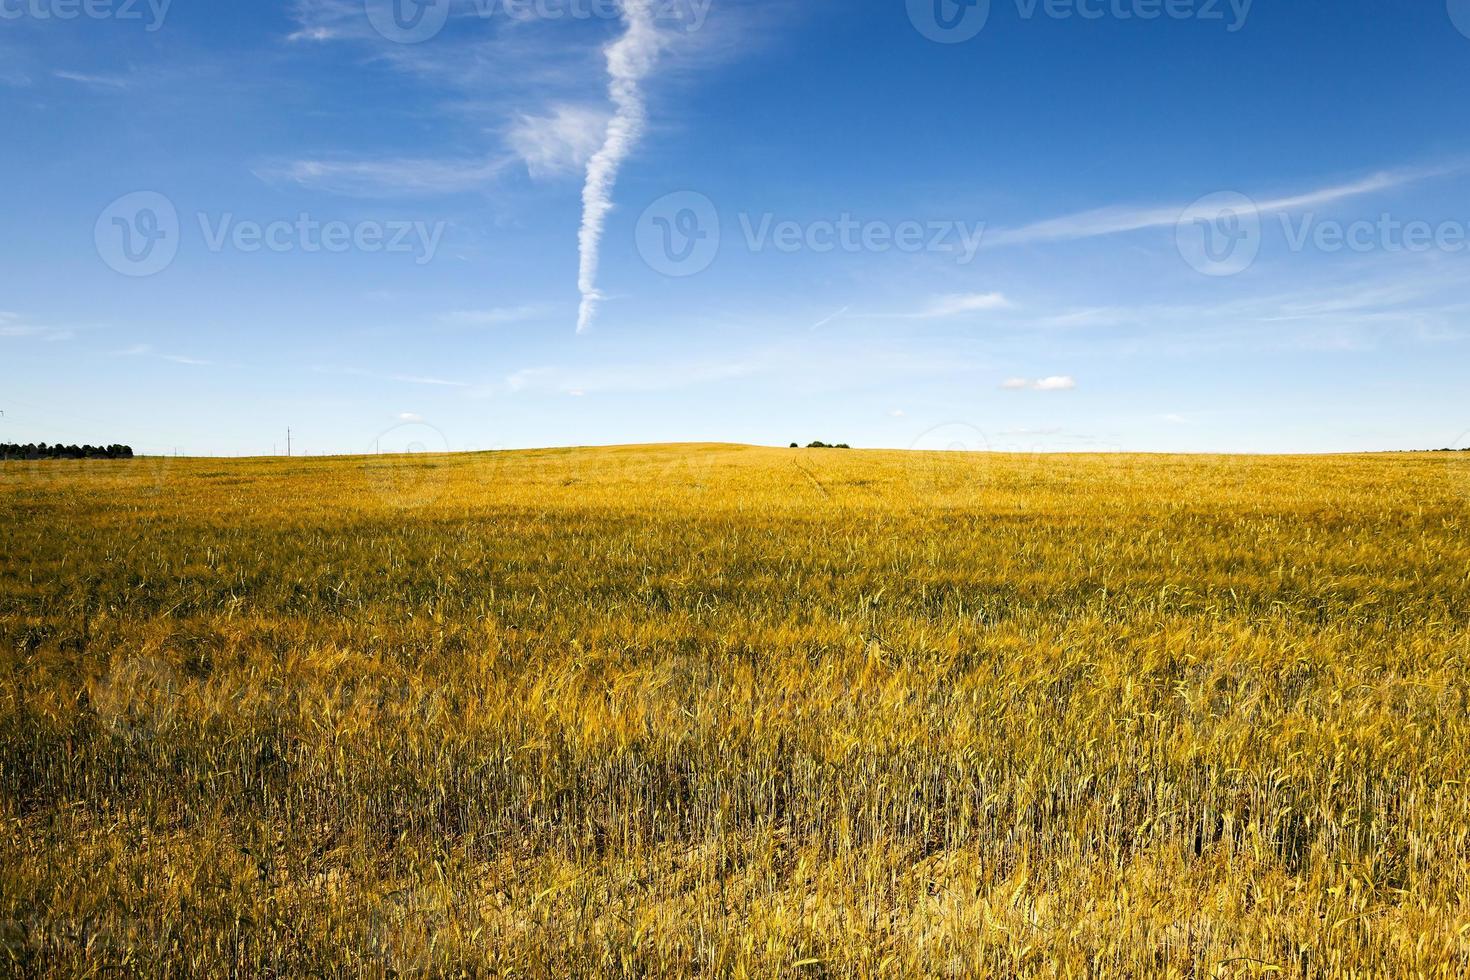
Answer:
xmin=287 ymin=428 xmax=292 ymax=458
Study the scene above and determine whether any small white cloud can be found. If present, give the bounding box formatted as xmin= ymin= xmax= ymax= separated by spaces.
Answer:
xmin=890 ymin=409 xmax=906 ymax=418
xmin=1039 ymin=308 xmax=1129 ymax=328
xmin=508 ymin=105 xmax=610 ymax=180
xmin=390 ymin=374 xmax=464 ymax=388
xmin=919 ymin=292 xmax=1013 ymax=318
xmin=568 ymin=389 xmax=587 ymax=398
xmin=1033 ymin=376 xmax=1077 ymax=391
xmin=287 ymin=26 xmax=338 ymax=42
xmin=440 ymin=305 xmax=550 ymax=327
xmin=269 ymin=155 xmax=510 ymax=197
xmin=398 ymin=412 xmax=425 ymax=423
xmin=1 ymin=313 xmax=73 ymax=342
xmin=1161 ymin=413 xmax=1188 ymax=424
xmin=53 ymin=70 xmax=131 ymax=89
xmin=111 ymin=344 xmax=209 ymax=365
xmin=1001 ymin=378 xmax=1031 ymax=390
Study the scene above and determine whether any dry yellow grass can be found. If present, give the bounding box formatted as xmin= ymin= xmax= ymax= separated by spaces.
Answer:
xmin=3 ymin=444 xmax=1470 ymax=976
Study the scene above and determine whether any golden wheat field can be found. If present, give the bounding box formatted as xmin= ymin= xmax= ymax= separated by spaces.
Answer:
xmin=3 ymin=444 xmax=1470 ymax=977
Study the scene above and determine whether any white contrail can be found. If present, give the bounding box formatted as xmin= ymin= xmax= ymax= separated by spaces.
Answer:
xmin=575 ymin=0 xmax=662 ymax=334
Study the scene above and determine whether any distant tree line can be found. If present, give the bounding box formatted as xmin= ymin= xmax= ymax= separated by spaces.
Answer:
xmin=791 ymin=441 xmax=852 ymax=450
xmin=0 ymin=443 xmax=135 ymax=460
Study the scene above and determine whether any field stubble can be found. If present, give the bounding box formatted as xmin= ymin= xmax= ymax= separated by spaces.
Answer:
xmin=3 ymin=445 xmax=1470 ymax=976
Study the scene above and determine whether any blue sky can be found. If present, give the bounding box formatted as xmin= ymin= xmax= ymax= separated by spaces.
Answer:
xmin=3 ymin=0 xmax=1470 ymax=456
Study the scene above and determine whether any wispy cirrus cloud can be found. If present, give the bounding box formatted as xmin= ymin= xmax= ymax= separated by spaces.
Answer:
xmin=315 ymin=365 xmax=470 ymax=387
xmin=0 ymin=312 xmax=74 ymax=342
xmin=984 ymin=168 xmax=1448 ymax=248
xmin=984 ymin=263 xmax=1470 ymax=356
xmin=1001 ymin=376 xmax=1077 ymax=391
xmin=440 ymin=305 xmax=556 ymax=327
xmin=808 ymin=306 xmax=850 ymax=330
xmin=914 ymin=292 xmax=1013 ymax=318
xmin=286 ymin=24 xmax=341 ymax=43
xmin=284 ymin=0 xmax=368 ymax=43
xmin=266 ymin=155 xmax=514 ymax=197
xmin=0 ymin=326 xmax=73 ymax=340
xmin=112 ymin=343 xmax=211 ymax=366
xmin=852 ymin=293 xmax=1013 ymax=321
xmin=276 ymin=2 xmax=610 ymax=197
xmin=1034 ymin=307 xmax=1132 ymax=328
xmin=53 ymin=70 xmax=132 ymax=89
